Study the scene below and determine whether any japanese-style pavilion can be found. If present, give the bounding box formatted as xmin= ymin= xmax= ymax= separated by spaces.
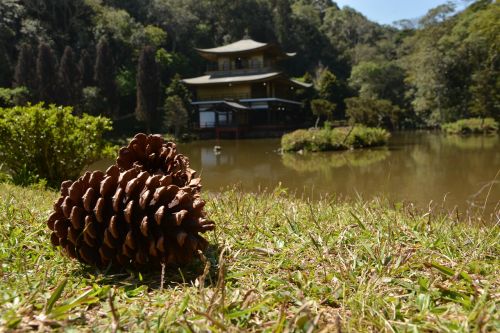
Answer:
xmin=182 ymin=39 xmax=311 ymax=138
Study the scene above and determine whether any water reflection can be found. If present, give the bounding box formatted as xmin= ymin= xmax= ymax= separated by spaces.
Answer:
xmin=88 ymin=132 xmax=500 ymax=217
xmin=442 ymin=134 xmax=498 ymax=150
xmin=180 ymin=132 xmax=499 ymax=217
xmin=282 ymin=149 xmax=390 ymax=173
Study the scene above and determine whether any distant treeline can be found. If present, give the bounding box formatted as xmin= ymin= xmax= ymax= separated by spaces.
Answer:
xmin=0 ymin=0 xmax=498 ymax=132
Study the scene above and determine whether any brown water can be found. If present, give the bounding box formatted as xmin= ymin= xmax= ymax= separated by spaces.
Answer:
xmin=91 ymin=132 xmax=500 ymax=218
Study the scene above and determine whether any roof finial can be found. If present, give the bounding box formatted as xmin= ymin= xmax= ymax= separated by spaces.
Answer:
xmin=243 ymin=28 xmax=251 ymax=40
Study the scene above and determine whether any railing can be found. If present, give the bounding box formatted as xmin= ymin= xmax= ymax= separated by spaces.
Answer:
xmin=206 ymin=60 xmax=277 ymax=73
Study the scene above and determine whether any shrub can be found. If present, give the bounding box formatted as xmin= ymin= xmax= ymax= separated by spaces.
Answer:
xmin=346 ymin=126 xmax=390 ymax=148
xmin=0 ymin=103 xmax=112 ymax=186
xmin=442 ymin=118 xmax=498 ymax=135
xmin=282 ymin=126 xmax=390 ymax=152
xmin=281 ymin=129 xmax=313 ymax=152
xmin=0 ymin=87 xmax=29 ymax=107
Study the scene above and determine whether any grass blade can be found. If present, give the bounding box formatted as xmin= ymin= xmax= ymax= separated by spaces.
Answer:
xmin=45 ymin=278 xmax=68 ymax=314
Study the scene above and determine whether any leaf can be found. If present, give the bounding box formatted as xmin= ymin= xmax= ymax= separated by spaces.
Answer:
xmin=45 ymin=278 xmax=68 ymax=314
xmin=350 ymin=211 xmax=367 ymax=231
xmin=177 ymin=294 xmax=190 ymax=316
xmin=50 ymin=289 xmax=100 ymax=319
xmin=427 ymin=262 xmax=455 ymax=277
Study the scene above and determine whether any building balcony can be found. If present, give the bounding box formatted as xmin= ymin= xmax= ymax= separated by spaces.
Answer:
xmin=206 ymin=60 xmax=279 ymax=75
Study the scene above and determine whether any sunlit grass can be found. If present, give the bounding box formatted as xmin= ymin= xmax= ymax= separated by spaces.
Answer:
xmin=0 ymin=183 xmax=499 ymax=332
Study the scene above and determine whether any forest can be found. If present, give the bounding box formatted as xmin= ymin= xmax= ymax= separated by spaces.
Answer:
xmin=0 ymin=0 xmax=498 ymax=133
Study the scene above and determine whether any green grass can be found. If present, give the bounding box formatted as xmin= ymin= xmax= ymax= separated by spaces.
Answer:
xmin=281 ymin=126 xmax=390 ymax=152
xmin=442 ymin=118 xmax=499 ymax=135
xmin=1 ymin=183 xmax=499 ymax=332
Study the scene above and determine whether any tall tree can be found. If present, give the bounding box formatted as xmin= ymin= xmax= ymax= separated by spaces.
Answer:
xmin=36 ymin=42 xmax=58 ymax=103
xmin=58 ymin=46 xmax=82 ymax=107
xmin=94 ymin=37 xmax=117 ymax=117
xmin=163 ymin=95 xmax=188 ymax=138
xmin=79 ymin=49 xmax=94 ymax=87
xmin=135 ymin=45 xmax=160 ymax=133
xmin=165 ymin=74 xmax=193 ymax=125
xmin=13 ymin=43 xmax=36 ymax=93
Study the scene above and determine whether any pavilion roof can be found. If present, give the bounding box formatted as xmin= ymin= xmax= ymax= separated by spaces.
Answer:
xmin=195 ymin=39 xmax=296 ymax=61
xmin=183 ymin=72 xmax=313 ymax=89
xmin=182 ymin=72 xmax=281 ymax=85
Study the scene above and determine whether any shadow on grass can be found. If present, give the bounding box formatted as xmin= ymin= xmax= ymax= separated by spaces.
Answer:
xmin=69 ymin=243 xmax=223 ymax=290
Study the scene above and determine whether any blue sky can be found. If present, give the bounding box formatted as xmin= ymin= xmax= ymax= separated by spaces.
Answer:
xmin=334 ymin=0 xmax=469 ymax=25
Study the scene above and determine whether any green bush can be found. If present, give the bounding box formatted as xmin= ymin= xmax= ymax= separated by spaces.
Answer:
xmin=282 ymin=126 xmax=390 ymax=152
xmin=442 ymin=118 xmax=498 ymax=135
xmin=0 ymin=104 xmax=112 ymax=186
xmin=346 ymin=126 xmax=390 ymax=148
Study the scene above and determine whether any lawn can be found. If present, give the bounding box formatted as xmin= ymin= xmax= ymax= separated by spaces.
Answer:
xmin=1 ymin=183 xmax=499 ymax=332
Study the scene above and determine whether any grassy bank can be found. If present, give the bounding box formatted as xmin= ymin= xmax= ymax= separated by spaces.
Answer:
xmin=442 ymin=118 xmax=499 ymax=135
xmin=1 ymin=183 xmax=499 ymax=332
xmin=281 ymin=126 xmax=389 ymax=152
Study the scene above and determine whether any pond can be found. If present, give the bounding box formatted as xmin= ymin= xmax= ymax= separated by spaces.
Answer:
xmin=91 ymin=132 xmax=500 ymax=218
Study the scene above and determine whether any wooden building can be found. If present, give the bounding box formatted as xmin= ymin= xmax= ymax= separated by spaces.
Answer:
xmin=182 ymin=39 xmax=311 ymax=138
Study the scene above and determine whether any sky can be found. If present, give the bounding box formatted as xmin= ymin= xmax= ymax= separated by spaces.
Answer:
xmin=333 ymin=0 xmax=469 ymax=25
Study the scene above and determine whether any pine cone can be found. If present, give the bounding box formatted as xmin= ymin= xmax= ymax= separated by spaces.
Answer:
xmin=47 ymin=147 xmax=214 ymax=269
xmin=116 ymin=133 xmax=198 ymax=189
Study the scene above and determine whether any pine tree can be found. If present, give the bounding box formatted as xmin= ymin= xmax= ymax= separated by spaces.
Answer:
xmin=58 ymin=46 xmax=82 ymax=107
xmin=79 ymin=49 xmax=94 ymax=87
xmin=14 ymin=44 xmax=36 ymax=93
xmin=271 ymin=0 xmax=294 ymax=49
xmin=135 ymin=45 xmax=160 ymax=133
xmin=36 ymin=43 xmax=58 ymax=103
xmin=94 ymin=37 xmax=117 ymax=117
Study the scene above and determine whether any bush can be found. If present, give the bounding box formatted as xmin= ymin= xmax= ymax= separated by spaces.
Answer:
xmin=0 ymin=87 xmax=29 ymax=107
xmin=346 ymin=126 xmax=390 ymax=148
xmin=442 ymin=118 xmax=498 ymax=135
xmin=281 ymin=126 xmax=390 ymax=152
xmin=0 ymin=103 xmax=112 ymax=186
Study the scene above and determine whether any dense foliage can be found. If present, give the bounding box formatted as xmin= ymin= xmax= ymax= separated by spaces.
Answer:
xmin=0 ymin=104 xmax=112 ymax=186
xmin=442 ymin=117 xmax=499 ymax=135
xmin=281 ymin=126 xmax=389 ymax=152
xmin=0 ymin=0 xmax=497 ymax=131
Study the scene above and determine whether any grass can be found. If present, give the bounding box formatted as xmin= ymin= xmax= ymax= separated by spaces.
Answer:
xmin=1 ymin=183 xmax=499 ymax=332
xmin=442 ymin=118 xmax=499 ymax=135
xmin=281 ymin=126 xmax=390 ymax=152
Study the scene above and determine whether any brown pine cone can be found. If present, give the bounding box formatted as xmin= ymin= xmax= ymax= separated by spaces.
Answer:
xmin=47 ymin=164 xmax=215 ymax=269
xmin=116 ymin=133 xmax=198 ymax=190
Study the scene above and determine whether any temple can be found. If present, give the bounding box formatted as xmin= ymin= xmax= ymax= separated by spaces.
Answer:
xmin=182 ymin=39 xmax=311 ymax=138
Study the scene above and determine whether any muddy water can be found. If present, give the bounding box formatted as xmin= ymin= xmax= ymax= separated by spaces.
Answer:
xmin=90 ymin=132 xmax=500 ymax=218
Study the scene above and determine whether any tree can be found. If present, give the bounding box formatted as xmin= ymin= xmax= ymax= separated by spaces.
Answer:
xmin=79 ymin=49 xmax=94 ymax=87
xmin=345 ymin=96 xmax=401 ymax=128
xmin=94 ymin=37 xmax=117 ymax=117
xmin=13 ymin=43 xmax=36 ymax=94
xmin=36 ymin=42 xmax=58 ymax=103
xmin=135 ymin=45 xmax=160 ymax=133
xmin=314 ymin=66 xmax=349 ymax=116
xmin=163 ymin=95 xmax=188 ymax=137
xmin=311 ymin=98 xmax=335 ymax=128
xmin=165 ymin=74 xmax=192 ymax=121
xmin=58 ymin=46 xmax=82 ymax=107
xmin=349 ymin=61 xmax=405 ymax=106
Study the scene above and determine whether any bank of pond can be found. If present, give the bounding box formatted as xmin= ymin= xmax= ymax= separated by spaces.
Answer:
xmin=281 ymin=118 xmax=499 ymax=153
xmin=281 ymin=126 xmax=390 ymax=152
